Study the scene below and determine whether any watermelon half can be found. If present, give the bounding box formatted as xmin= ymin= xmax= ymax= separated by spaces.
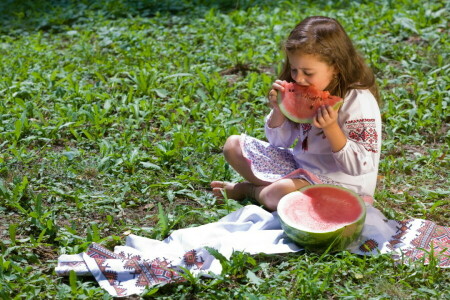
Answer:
xmin=277 ymin=185 xmax=366 ymax=253
xmin=277 ymin=83 xmax=343 ymax=123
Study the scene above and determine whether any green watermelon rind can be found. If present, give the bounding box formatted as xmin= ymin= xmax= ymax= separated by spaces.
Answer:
xmin=277 ymin=85 xmax=343 ymax=124
xmin=277 ymin=184 xmax=366 ymax=253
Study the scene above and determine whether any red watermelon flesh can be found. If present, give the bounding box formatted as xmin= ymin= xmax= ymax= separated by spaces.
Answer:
xmin=277 ymin=185 xmax=366 ymax=252
xmin=282 ymin=187 xmax=363 ymax=231
xmin=278 ymin=83 xmax=343 ymax=123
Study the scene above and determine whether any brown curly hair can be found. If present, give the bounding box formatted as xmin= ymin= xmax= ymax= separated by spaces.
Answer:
xmin=279 ymin=16 xmax=380 ymax=103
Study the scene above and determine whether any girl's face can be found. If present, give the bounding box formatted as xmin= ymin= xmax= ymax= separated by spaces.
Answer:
xmin=287 ymin=51 xmax=337 ymax=91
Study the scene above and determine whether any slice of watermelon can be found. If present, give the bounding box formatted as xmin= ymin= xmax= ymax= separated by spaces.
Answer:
xmin=277 ymin=185 xmax=366 ymax=253
xmin=277 ymin=83 xmax=343 ymax=123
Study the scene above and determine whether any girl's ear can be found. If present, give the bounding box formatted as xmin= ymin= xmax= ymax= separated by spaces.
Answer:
xmin=333 ymin=68 xmax=340 ymax=81
xmin=332 ymin=65 xmax=339 ymax=78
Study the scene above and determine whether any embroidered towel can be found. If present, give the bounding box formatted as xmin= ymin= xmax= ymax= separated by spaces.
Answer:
xmin=56 ymin=205 xmax=449 ymax=297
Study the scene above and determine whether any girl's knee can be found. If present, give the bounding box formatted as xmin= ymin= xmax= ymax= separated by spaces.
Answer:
xmin=258 ymin=183 xmax=286 ymax=211
xmin=223 ymin=135 xmax=241 ymax=160
xmin=259 ymin=179 xmax=310 ymax=210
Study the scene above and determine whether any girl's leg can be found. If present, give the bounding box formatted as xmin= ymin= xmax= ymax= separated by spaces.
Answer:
xmin=221 ymin=135 xmax=269 ymax=185
xmin=211 ymin=135 xmax=270 ymax=200
xmin=210 ymin=181 xmax=255 ymax=201
xmin=211 ymin=135 xmax=310 ymax=210
xmin=254 ymin=178 xmax=310 ymax=211
xmin=211 ymin=178 xmax=309 ymax=211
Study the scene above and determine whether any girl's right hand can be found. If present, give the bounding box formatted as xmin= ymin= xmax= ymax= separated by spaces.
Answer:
xmin=267 ymin=80 xmax=288 ymax=128
xmin=272 ymin=80 xmax=288 ymax=93
xmin=269 ymin=80 xmax=288 ymax=109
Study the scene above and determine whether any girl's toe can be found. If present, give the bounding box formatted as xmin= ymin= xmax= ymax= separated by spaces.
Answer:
xmin=210 ymin=181 xmax=227 ymax=188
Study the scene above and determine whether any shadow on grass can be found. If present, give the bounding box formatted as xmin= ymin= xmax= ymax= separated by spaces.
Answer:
xmin=0 ymin=0 xmax=374 ymax=34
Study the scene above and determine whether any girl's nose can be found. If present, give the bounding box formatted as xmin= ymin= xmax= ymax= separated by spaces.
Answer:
xmin=293 ymin=73 xmax=306 ymax=85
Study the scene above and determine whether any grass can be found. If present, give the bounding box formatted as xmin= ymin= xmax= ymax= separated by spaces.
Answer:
xmin=0 ymin=0 xmax=449 ymax=298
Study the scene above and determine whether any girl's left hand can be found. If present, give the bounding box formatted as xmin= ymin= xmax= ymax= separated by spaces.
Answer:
xmin=313 ymin=105 xmax=338 ymax=129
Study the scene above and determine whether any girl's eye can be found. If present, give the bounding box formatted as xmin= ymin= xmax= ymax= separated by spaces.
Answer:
xmin=291 ymin=69 xmax=312 ymax=76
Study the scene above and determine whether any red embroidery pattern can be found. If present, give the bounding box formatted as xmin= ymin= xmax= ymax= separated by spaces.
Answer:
xmin=119 ymin=251 xmax=141 ymax=260
xmin=403 ymin=221 xmax=450 ymax=267
xmin=85 ymin=243 xmax=208 ymax=296
xmin=58 ymin=261 xmax=86 ymax=268
xmin=87 ymin=244 xmax=129 ymax=296
xmin=183 ymin=249 xmax=204 ymax=269
xmin=345 ymin=119 xmax=378 ymax=153
xmin=387 ymin=220 xmax=413 ymax=250
xmin=300 ymin=124 xmax=312 ymax=151
xmin=88 ymin=243 xmax=121 ymax=259
xmin=359 ymin=239 xmax=378 ymax=252
xmin=95 ymin=257 xmax=125 ymax=296
xmin=124 ymin=257 xmax=183 ymax=287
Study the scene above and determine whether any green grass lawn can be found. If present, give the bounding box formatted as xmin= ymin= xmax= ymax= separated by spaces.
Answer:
xmin=0 ymin=0 xmax=449 ymax=298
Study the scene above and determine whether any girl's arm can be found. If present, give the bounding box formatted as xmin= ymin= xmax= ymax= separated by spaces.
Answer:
xmin=265 ymin=80 xmax=298 ymax=147
xmin=318 ymin=89 xmax=381 ymax=176
xmin=266 ymin=105 xmax=286 ymax=129
xmin=267 ymin=80 xmax=288 ymax=128
xmin=313 ymin=105 xmax=347 ymax=152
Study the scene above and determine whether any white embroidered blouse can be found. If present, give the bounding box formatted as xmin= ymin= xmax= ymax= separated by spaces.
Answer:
xmin=265 ymin=89 xmax=382 ymax=196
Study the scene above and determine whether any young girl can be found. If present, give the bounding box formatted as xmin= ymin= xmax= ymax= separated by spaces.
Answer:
xmin=211 ymin=16 xmax=382 ymax=211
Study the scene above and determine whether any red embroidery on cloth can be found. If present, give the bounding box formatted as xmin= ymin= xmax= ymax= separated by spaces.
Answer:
xmin=87 ymin=244 xmax=130 ymax=296
xmin=122 ymin=256 xmax=186 ymax=289
xmin=103 ymin=269 xmax=119 ymax=285
xmin=58 ymin=261 xmax=86 ymax=268
xmin=124 ymin=260 xmax=142 ymax=278
xmin=403 ymin=221 xmax=450 ymax=267
xmin=95 ymin=257 xmax=127 ymax=296
xmin=119 ymin=251 xmax=141 ymax=260
xmin=87 ymin=243 xmax=122 ymax=259
xmin=136 ymin=258 xmax=183 ymax=287
xmin=301 ymin=136 xmax=308 ymax=151
xmin=300 ymin=124 xmax=312 ymax=151
xmin=359 ymin=239 xmax=378 ymax=252
xmin=345 ymin=118 xmax=375 ymax=123
xmin=86 ymin=244 xmax=210 ymax=295
xmin=345 ymin=119 xmax=378 ymax=153
xmin=387 ymin=220 xmax=413 ymax=250
xmin=183 ymin=249 xmax=204 ymax=269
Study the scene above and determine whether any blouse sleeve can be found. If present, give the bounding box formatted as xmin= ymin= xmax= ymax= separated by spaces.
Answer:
xmin=264 ymin=110 xmax=299 ymax=147
xmin=332 ymin=89 xmax=382 ymax=176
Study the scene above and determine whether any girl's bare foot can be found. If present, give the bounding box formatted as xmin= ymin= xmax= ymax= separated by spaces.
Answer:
xmin=210 ymin=181 xmax=253 ymax=200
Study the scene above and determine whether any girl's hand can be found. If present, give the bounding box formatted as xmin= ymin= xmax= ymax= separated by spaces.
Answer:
xmin=267 ymin=80 xmax=288 ymax=128
xmin=272 ymin=80 xmax=287 ymax=93
xmin=314 ymin=105 xmax=347 ymax=152
xmin=268 ymin=80 xmax=288 ymax=109
xmin=313 ymin=105 xmax=338 ymax=129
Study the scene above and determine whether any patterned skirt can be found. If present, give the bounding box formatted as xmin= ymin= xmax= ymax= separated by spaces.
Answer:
xmin=240 ymin=134 xmax=338 ymax=186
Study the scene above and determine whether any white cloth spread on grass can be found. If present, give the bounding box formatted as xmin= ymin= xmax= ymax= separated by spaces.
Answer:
xmin=56 ymin=204 xmax=450 ymax=297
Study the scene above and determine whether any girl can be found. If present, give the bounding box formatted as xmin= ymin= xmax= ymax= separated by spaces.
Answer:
xmin=211 ymin=16 xmax=382 ymax=211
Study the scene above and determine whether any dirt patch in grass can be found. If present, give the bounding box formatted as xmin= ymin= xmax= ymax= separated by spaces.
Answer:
xmin=0 ymin=212 xmax=22 ymax=240
xmin=33 ymin=244 xmax=58 ymax=261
